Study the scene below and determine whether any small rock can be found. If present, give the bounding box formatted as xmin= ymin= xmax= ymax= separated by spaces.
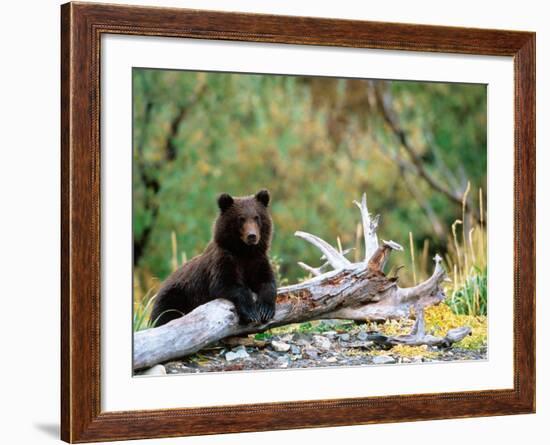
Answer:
xmin=225 ymin=346 xmax=249 ymax=361
xmin=271 ymin=340 xmax=291 ymax=352
xmin=372 ymin=355 xmax=396 ymax=365
xmin=277 ymin=356 xmax=290 ymax=368
xmin=266 ymin=350 xmax=282 ymax=360
xmin=290 ymin=345 xmax=301 ymax=355
xmin=293 ymin=332 xmax=310 ymax=343
xmin=412 ymin=355 xmax=423 ymax=363
xmin=357 ymin=332 xmax=368 ymax=341
xmin=142 ymin=364 xmax=167 ymax=376
xmin=339 ymin=333 xmax=351 ymax=342
xmin=225 ymin=351 xmax=245 ymax=361
xmin=304 ymin=348 xmax=319 ymax=359
xmin=324 ymin=331 xmax=337 ymax=338
xmin=401 ymin=357 xmax=412 ymax=363
xmin=347 ymin=341 xmax=373 ymax=349
xmin=325 ymin=356 xmax=338 ymax=363
xmin=313 ymin=335 xmax=332 ymax=350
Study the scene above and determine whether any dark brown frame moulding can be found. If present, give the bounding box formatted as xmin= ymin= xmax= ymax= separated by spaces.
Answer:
xmin=61 ymin=2 xmax=535 ymax=442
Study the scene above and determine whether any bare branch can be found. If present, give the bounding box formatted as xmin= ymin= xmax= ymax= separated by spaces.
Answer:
xmin=297 ymin=261 xmax=329 ymax=277
xmin=320 ymin=247 xmax=354 ymax=261
xmin=372 ymin=83 xmax=470 ymax=211
xmin=294 ymin=231 xmax=351 ymax=269
xmin=353 ymin=193 xmax=379 ymax=261
xmin=367 ymin=240 xmax=403 ymax=273
xmin=382 ymin=240 xmax=404 ymax=251
xmin=397 ymin=254 xmax=447 ymax=305
xmin=368 ymin=306 xmax=472 ymax=348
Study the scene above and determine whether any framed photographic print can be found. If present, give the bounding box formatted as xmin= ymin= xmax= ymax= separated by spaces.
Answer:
xmin=61 ymin=2 xmax=535 ymax=442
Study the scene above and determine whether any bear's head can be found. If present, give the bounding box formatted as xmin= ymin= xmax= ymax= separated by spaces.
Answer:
xmin=214 ymin=189 xmax=273 ymax=254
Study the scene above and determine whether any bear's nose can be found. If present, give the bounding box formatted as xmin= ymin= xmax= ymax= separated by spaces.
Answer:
xmin=247 ymin=233 xmax=257 ymax=243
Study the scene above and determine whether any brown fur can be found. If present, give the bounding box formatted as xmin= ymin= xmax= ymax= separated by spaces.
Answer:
xmin=149 ymin=189 xmax=277 ymax=327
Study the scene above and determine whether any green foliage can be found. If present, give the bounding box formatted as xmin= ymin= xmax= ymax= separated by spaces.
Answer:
xmin=270 ymin=254 xmax=289 ymax=287
xmin=132 ymin=69 xmax=487 ymax=299
xmin=133 ymin=288 xmax=156 ymax=331
xmin=253 ymin=332 xmax=273 ymax=341
xmin=448 ymin=266 xmax=487 ymax=316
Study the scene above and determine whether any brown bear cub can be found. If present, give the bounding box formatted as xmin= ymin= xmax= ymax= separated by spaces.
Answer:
xmin=149 ymin=189 xmax=277 ymax=327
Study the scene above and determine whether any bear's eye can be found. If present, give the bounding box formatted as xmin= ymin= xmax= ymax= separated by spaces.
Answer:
xmin=239 ymin=216 xmax=245 ymax=224
xmin=254 ymin=216 xmax=260 ymax=222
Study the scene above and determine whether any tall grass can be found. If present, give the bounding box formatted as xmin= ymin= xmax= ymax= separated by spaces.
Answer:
xmin=133 ymin=284 xmax=158 ymax=331
xmin=133 ymin=230 xmax=186 ymax=331
xmin=407 ymin=185 xmax=487 ymax=316
xmin=445 ymin=184 xmax=487 ymax=316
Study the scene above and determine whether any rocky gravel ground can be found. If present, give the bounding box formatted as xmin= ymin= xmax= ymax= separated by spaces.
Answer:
xmin=153 ymin=322 xmax=486 ymax=375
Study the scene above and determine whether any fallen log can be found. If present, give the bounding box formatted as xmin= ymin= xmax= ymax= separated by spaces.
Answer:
xmin=133 ymin=193 xmax=471 ymax=370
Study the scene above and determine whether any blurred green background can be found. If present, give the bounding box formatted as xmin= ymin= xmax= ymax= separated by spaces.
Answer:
xmin=133 ymin=68 xmax=487 ymax=308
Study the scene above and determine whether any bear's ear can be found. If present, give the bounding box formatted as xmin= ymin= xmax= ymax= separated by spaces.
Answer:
xmin=255 ymin=189 xmax=270 ymax=207
xmin=217 ymin=193 xmax=234 ymax=212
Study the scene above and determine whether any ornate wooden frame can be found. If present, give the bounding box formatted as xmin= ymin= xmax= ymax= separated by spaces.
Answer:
xmin=61 ymin=2 xmax=535 ymax=442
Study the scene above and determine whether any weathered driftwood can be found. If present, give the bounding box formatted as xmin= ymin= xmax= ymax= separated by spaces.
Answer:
xmin=133 ymin=193 xmax=471 ymax=370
